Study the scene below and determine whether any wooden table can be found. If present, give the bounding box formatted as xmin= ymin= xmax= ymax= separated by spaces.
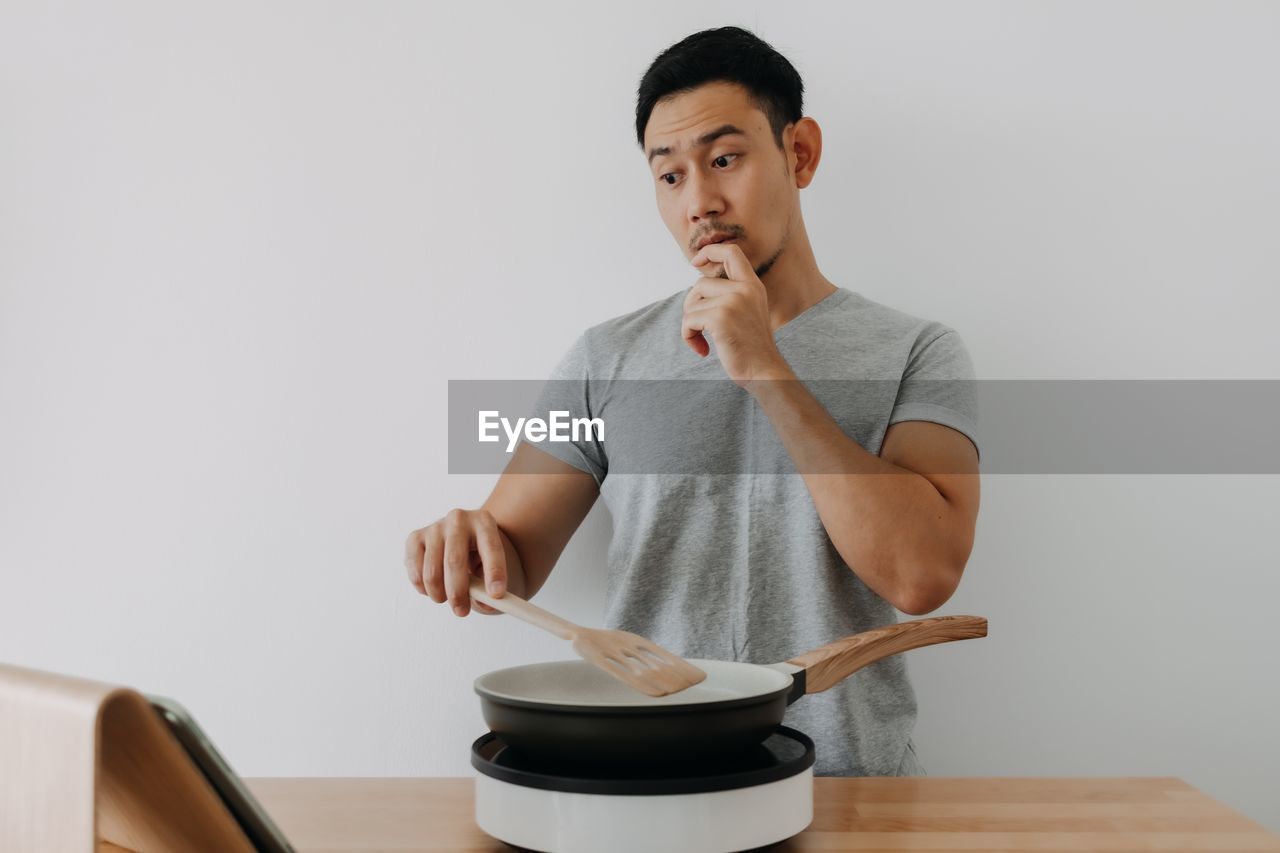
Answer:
xmin=244 ymin=777 xmax=1280 ymax=851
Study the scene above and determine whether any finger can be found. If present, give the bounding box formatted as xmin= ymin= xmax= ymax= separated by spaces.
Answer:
xmin=464 ymin=550 xmax=502 ymax=615
xmin=442 ymin=513 xmax=472 ymax=616
xmin=473 ymin=513 xmax=508 ymax=596
xmin=472 ymin=600 xmax=501 ymax=616
xmin=422 ymin=526 xmax=446 ymax=603
xmin=403 ymin=530 xmax=427 ymax=594
xmin=681 ymin=307 xmax=714 ymax=357
xmin=683 ymin=284 xmax=703 ymax=313
xmin=707 ymin=262 xmax=729 ymax=280
xmin=683 ymin=279 xmax=736 ymax=312
xmin=690 ymin=241 xmax=751 ymax=281
xmin=690 ymin=239 xmax=746 ymax=271
xmin=690 ymin=260 xmax=728 ymax=281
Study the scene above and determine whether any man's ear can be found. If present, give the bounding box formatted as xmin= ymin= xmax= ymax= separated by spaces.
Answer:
xmin=788 ymin=117 xmax=823 ymax=189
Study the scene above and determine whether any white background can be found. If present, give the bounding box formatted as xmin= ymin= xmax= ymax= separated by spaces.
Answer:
xmin=3 ymin=0 xmax=1278 ymax=834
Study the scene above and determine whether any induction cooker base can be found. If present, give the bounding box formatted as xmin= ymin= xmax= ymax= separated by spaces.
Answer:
xmin=471 ymin=726 xmax=815 ymax=853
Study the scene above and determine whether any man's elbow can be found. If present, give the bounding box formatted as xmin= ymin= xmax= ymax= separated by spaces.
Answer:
xmin=896 ymin=563 xmax=965 ymax=616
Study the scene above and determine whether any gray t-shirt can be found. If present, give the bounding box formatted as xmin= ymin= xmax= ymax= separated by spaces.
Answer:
xmin=527 ymin=286 xmax=979 ymax=776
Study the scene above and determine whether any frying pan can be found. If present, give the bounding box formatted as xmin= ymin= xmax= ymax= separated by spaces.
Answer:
xmin=474 ymin=614 xmax=987 ymax=766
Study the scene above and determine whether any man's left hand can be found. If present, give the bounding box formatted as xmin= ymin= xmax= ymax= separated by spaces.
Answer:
xmin=682 ymin=242 xmax=791 ymax=387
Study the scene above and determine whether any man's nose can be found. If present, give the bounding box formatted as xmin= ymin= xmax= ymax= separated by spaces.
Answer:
xmin=686 ymin=172 xmax=724 ymax=223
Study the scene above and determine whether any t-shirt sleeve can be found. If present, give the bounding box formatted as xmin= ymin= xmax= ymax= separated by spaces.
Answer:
xmin=522 ymin=332 xmax=609 ymax=484
xmin=887 ymin=327 xmax=981 ymax=462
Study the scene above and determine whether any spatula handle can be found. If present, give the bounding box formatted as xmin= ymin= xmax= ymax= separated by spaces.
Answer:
xmin=468 ymin=577 xmax=581 ymax=641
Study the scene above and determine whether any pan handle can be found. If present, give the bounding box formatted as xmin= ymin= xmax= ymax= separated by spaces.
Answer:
xmin=786 ymin=615 xmax=987 ymax=695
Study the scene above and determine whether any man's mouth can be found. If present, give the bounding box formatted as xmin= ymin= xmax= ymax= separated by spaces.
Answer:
xmin=695 ymin=233 xmax=739 ymax=251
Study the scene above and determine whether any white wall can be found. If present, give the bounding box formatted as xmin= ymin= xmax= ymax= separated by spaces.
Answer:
xmin=3 ymin=0 xmax=1278 ymax=833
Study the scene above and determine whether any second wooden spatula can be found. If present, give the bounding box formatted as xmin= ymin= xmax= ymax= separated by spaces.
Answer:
xmin=468 ymin=577 xmax=706 ymax=697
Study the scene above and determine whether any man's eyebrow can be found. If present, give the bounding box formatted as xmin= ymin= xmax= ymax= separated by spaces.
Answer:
xmin=647 ymin=124 xmax=747 ymax=165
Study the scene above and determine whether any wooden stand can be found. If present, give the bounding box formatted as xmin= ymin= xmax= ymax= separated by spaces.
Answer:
xmin=0 ymin=663 xmax=254 ymax=852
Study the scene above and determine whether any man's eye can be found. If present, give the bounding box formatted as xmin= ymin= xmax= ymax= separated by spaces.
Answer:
xmin=713 ymin=153 xmax=739 ymax=168
xmin=660 ymin=173 xmax=680 ymax=186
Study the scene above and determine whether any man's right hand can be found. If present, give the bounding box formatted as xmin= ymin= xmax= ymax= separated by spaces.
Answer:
xmin=404 ymin=508 xmax=509 ymax=617
xmin=402 ymin=443 xmax=601 ymax=619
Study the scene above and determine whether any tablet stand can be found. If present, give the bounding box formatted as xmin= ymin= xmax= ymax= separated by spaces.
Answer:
xmin=0 ymin=663 xmax=254 ymax=852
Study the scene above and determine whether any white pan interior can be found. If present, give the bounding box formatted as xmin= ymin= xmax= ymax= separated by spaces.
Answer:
xmin=475 ymin=659 xmax=792 ymax=707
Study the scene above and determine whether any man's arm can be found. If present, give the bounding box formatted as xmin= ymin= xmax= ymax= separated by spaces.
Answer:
xmin=681 ymin=242 xmax=980 ymax=616
xmin=481 ymin=442 xmax=601 ymax=600
xmin=404 ymin=442 xmax=599 ymax=615
xmin=750 ymin=376 xmax=979 ymax=615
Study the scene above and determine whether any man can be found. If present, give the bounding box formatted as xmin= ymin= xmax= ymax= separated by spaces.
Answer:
xmin=404 ymin=26 xmax=980 ymax=776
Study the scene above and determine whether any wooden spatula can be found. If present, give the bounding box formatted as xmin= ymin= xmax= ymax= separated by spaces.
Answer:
xmin=468 ymin=578 xmax=707 ymax=697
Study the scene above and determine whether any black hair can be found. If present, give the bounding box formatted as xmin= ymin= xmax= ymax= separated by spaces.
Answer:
xmin=635 ymin=26 xmax=804 ymax=150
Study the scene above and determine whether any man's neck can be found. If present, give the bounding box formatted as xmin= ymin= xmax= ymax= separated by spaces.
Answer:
xmin=759 ymin=233 xmax=837 ymax=332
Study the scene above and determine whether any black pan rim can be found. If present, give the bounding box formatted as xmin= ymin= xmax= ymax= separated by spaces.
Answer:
xmin=470 ymin=725 xmax=816 ymax=795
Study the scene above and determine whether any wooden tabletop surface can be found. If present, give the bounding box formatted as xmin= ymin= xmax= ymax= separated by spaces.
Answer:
xmin=243 ymin=776 xmax=1280 ymax=851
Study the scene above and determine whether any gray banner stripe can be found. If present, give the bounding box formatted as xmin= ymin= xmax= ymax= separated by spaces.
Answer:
xmin=447 ymin=380 xmax=1280 ymax=474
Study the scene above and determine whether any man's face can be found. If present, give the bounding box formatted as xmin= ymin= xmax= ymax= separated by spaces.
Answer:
xmin=644 ymin=81 xmax=795 ymax=279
